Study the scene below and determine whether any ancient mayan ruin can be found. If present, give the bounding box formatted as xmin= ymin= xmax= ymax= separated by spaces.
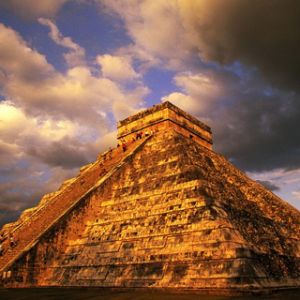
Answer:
xmin=0 ymin=101 xmax=299 ymax=294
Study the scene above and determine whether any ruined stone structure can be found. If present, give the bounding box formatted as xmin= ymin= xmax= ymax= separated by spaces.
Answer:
xmin=0 ymin=101 xmax=299 ymax=294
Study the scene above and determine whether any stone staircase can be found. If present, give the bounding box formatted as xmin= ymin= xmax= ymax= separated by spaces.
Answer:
xmin=0 ymin=136 xmax=151 ymax=273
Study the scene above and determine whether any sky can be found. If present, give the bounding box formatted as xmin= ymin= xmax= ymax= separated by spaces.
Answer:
xmin=0 ymin=0 xmax=300 ymax=226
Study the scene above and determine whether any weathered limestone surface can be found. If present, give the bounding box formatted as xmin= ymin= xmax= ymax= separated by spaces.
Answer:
xmin=0 ymin=102 xmax=299 ymax=294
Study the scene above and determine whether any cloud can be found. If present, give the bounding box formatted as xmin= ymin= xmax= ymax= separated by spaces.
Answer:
xmin=26 ymin=138 xmax=90 ymax=169
xmin=0 ymin=100 xmax=104 ymax=227
xmin=0 ymin=162 xmax=76 ymax=228
xmin=0 ymin=0 xmax=68 ymax=20
xmin=292 ymin=191 xmax=300 ymax=200
xmin=0 ymin=22 xmax=149 ymax=227
xmin=246 ymin=168 xmax=300 ymax=210
xmin=181 ymin=0 xmax=300 ymax=91
xmin=0 ymin=101 xmax=79 ymax=166
xmin=100 ymin=0 xmax=300 ymax=91
xmin=0 ymin=23 xmax=54 ymax=83
xmin=0 ymin=23 xmax=146 ymax=127
xmin=212 ymin=89 xmax=300 ymax=172
xmin=99 ymin=0 xmax=300 ymax=174
xmin=162 ymin=72 xmax=225 ymax=114
xmin=98 ymin=0 xmax=300 ymax=174
xmin=38 ymin=18 xmax=86 ymax=67
xmin=256 ymin=180 xmax=280 ymax=192
xmin=160 ymin=67 xmax=300 ymax=173
xmin=161 ymin=92 xmax=193 ymax=112
xmin=97 ymin=54 xmax=139 ymax=82
xmin=98 ymin=0 xmax=191 ymax=70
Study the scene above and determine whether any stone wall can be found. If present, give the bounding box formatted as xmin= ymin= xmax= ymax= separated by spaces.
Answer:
xmin=117 ymin=101 xmax=212 ymax=150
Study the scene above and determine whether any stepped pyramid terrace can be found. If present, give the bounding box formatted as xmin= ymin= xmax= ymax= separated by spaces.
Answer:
xmin=0 ymin=101 xmax=299 ymax=294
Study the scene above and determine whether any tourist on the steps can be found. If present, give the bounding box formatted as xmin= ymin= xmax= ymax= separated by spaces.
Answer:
xmin=122 ymin=142 xmax=127 ymax=152
xmin=136 ymin=132 xmax=143 ymax=140
xmin=0 ymin=243 xmax=3 ymax=256
xmin=9 ymin=235 xmax=16 ymax=248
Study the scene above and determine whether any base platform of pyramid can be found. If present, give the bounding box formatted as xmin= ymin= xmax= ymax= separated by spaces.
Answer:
xmin=0 ymin=101 xmax=299 ymax=294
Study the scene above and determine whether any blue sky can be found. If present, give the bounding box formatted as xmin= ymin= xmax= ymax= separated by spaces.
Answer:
xmin=0 ymin=0 xmax=300 ymax=225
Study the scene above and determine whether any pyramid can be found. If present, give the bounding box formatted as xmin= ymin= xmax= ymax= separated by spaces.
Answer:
xmin=0 ymin=101 xmax=299 ymax=294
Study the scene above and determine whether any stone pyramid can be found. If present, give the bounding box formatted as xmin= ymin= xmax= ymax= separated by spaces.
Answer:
xmin=0 ymin=101 xmax=299 ymax=294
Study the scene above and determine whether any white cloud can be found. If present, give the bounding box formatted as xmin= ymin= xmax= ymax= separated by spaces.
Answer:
xmin=161 ymin=71 xmax=223 ymax=118
xmin=0 ymin=22 xmax=149 ymax=225
xmin=292 ymin=191 xmax=300 ymax=200
xmin=97 ymin=0 xmax=202 ymax=69
xmin=161 ymin=92 xmax=194 ymax=112
xmin=0 ymin=23 xmax=54 ymax=83
xmin=0 ymin=101 xmax=77 ymax=157
xmin=174 ymin=73 xmax=222 ymax=100
xmin=38 ymin=18 xmax=86 ymax=67
xmin=0 ymin=23 xmax=147 ymax=128
xmin=97 ymin=54 xmax=139 ymax=82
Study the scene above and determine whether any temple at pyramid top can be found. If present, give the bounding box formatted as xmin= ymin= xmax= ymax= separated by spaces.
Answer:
xmin=117 ymin=101 xmax=213 ymax=150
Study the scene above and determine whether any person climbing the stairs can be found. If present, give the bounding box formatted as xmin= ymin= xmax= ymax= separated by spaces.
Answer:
xmin=9 ymin=235 xmax=16 ymax=248
xmin=122 ymin=141 xmax=127 ymax=152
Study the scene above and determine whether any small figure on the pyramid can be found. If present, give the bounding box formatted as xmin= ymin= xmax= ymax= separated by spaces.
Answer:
xmin=122 ymin=142 xmax=127 ymax=152
xmin=0 ymin=243 xmax=3 ymax=256
xmin=9 ymin=235 xmax=16 ymax=248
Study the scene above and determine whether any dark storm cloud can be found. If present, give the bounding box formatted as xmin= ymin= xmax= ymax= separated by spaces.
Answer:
xmin=27 ymin=137 xmax=90 ymax=169
xmin=211 ymin=78 xmax=300 ymax=172
xmin=189 ymin=0 xmax=300 ymax=172
xmin=0 ymin=158 xmax=78 ymax=228
xmin=256 ymin=180 xmax=280 ymax=192
xmin=0 ymin=179 xmax=47 ymax=227
xmin=100 ymin=0 xmax=300 ymax=173
xmin=190 ymin=0 xmax=300 ymax=91
xmin=0 ymin=210 xmax=21 ymax=227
